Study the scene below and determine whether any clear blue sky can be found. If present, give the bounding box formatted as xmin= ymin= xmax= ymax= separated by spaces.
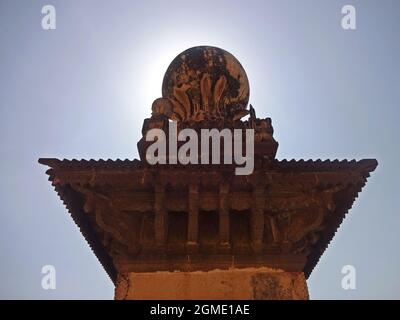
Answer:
xmin=0 ymin=0 xmax=399 ymax=299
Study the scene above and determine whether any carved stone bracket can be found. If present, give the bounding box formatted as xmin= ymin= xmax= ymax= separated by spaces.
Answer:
xmin=72 ymin=185 xmax=137 ymax=257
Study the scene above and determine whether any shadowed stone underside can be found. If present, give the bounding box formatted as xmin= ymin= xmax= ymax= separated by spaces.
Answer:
xmin=39 ymin=157 xmax=377 ymax=290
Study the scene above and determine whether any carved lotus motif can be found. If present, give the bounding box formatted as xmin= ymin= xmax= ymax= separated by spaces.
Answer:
xmin=159 ymin=46 xmax=250 ymax=122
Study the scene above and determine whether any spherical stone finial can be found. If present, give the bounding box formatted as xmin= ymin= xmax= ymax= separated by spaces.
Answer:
xmin=161 ymin=46 xmax=250 ymax=122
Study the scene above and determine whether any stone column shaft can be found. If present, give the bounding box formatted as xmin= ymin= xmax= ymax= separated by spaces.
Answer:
xmin=187 ymin=183 xmax=199 ymax=252
xmin=154 ymin=184 xmax=168 ymax=245
xmin=219 ymin=183 xmax=230 ymax=251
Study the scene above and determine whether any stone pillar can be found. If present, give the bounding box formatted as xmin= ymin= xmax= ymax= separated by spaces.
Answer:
xmin=114 ymin=267 xmax=309 ymax=300
xmin=250 ymin=186 xmax=265 ymax=253
xmin=218 ymin=182 xmax=230 ymax=252
xmin=187 ymin=183 xmax=199 ymax=253
xmin=154 ymin=184 xmax=168 ymax=247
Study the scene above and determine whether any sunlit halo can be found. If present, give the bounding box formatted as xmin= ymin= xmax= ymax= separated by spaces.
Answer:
xmin=113 ymin=27 xmax=249 ymax=124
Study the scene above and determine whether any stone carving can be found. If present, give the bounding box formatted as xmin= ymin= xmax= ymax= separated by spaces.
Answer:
xmin=161 ymin=46 xmax=249 ymax=123
xmin=66 ymin=176 xmax=343 ymax=262
xmin=247 ymin=105 xmax=274 ymax=142
xmin=73 ymin=185 xmax=140 ymax=258
xmin=139 ymin=46 xmax=279 ymax=160
xmin=38 ymin=44 xmax=378 ymax=299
